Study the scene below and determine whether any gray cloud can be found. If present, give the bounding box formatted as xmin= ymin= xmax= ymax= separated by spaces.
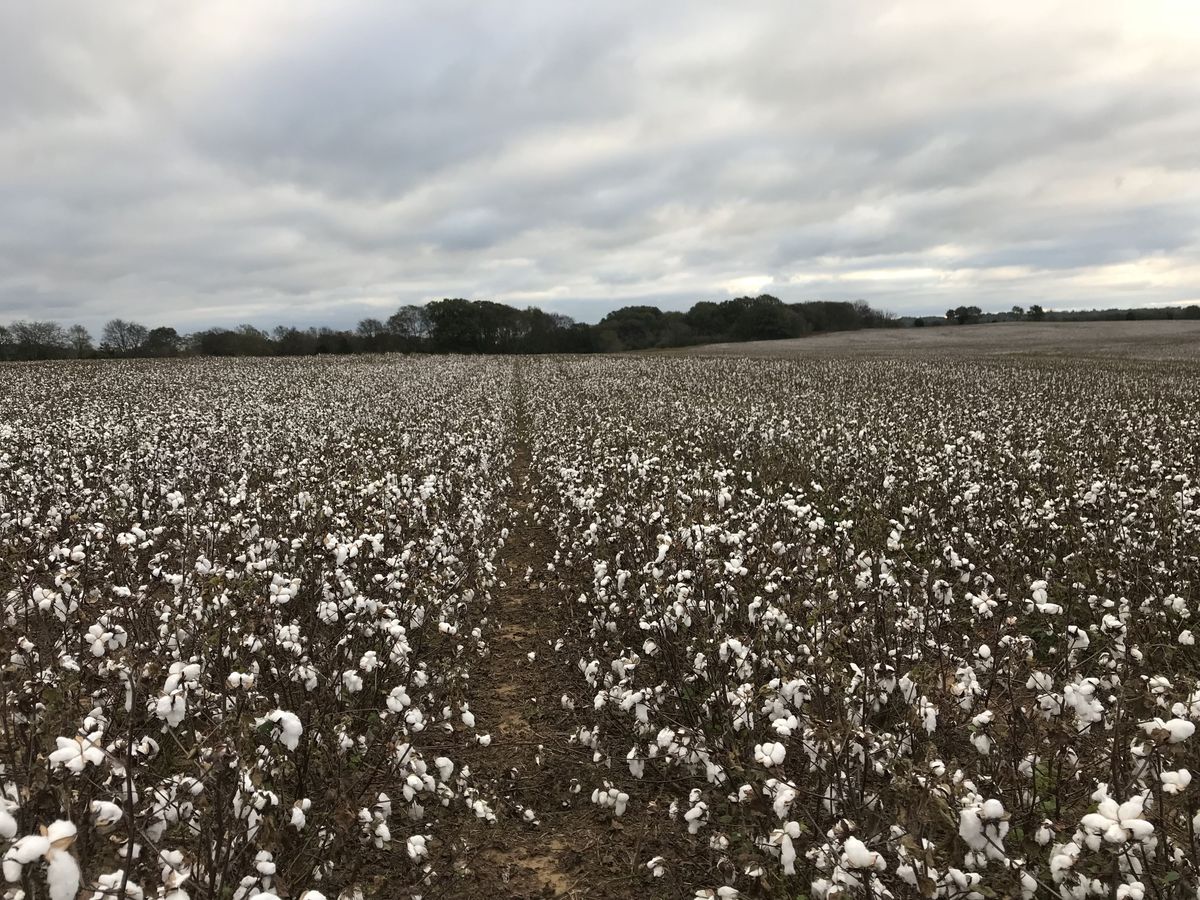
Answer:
xmin=1 ymin=0 xmax=1198 ymax=332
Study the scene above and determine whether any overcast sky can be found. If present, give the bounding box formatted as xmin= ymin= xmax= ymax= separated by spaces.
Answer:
xmin=3 ymin=1 xmax=1199 ymax=330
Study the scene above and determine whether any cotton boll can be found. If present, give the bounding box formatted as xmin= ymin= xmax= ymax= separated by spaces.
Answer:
xmin=842 ymin=837 xmax=885 ymax=871
xmin=260 ymin=710 xmax=303 ymax=751
xmin=406 ymin=835 xmax=429 ymax=860
xmin=1140 ymin=717 xmax=1195 ymax=744
xmin=1161 ymin=768 xmax=1191 ymax=795
xmin=90 ymin=800 xmax=124 ymax=828
xmin=290 ymin=799 xmax=311 ymax=830
xmin=754 ymin=742 xmax=786 ymax=768
xmin=3 ymin=834 xmax=50 ymax=882
xmin=46 ymin=851 xmax=81 ymax=900
xmin=48 ymin=733 xmax=106 ymax=773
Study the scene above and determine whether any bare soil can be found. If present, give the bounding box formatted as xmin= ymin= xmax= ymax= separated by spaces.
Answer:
xmin=667 ymin=320 xmax=1200 ymax=361
xmin=427 ymin=367 xmax=685 ymax=900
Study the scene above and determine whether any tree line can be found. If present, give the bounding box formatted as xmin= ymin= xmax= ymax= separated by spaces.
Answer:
xmin=6 ymin=296 xmax=1194 ymax=361
xmin=922 ymin=303 xmax=1200 ymax=327
xmin=0 ymin=296 xmax=893 ymax=360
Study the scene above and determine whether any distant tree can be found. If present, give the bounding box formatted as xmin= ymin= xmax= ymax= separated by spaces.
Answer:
xmin=424 ymin=299 xmax=485 ymax=352
xmin=387 ymin=306 xmax=430 ymax=347
xmin=1011 ymin=305 xmax=1025 ymax=318
xmin=271 ymin=326 xmax=318 ymax=355
xmin=356 ymin=317 xmax=388 ymax=352
xmin=66 ymin=324 xmax=93 ymax=357
xmin=144 ymin=326 xmax=182 ymax=357
xmin=9 ymin=321 xmax=68 ymax=359
xmin=597 ymin=306 xmax=668 ymax=350
xmin=236 ymin=325 xmax=274 ymax=355
xmin=949 ymin=305 xmax=982 ymax=325
xmin=101 ymin=318 xmax=149 ymax=355
xmin=0 ymin=325 xmax=11 ymax=360
xmin=1029 ymin=304 xmax=1046 ymax=321
xmin=728 ymin=296 xmax=804 ymax=342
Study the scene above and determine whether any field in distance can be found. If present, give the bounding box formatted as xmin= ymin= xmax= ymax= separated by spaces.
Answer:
xmin=668 ymin=318 xmax=1200 ymax=360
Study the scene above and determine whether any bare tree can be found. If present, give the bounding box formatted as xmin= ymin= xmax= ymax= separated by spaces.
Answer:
xmin=66 ymin=324 xmax=93 ymax=357
xmin=7 ymin=321 xmax=67 ymax=359
xmin=101 ymin=318 xmax=149 ymax=355
xmin=357 ymin=317 xmax=385 ymax=338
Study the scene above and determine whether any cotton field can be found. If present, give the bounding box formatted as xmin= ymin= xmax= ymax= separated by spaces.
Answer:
xmin=3 ymin=354 xmax=1200 ymax=899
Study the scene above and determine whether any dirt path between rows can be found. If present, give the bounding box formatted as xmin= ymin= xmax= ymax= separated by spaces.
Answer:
xmin=433 ymin=363 xmax=672 ymax=900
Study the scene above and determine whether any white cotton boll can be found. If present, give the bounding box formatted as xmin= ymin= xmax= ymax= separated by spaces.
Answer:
xmin=45 ymin=821 xmax=76 ymax=846
xmin=614 ymin=793 xmax=629 ymax=817
xmin=959 ymin=809 xmax=985 ymax=850
xmin=476 ymin=733 xmax=492 ymax=747
xmin=646 ymin=856 xmax=666 ymax=877
xmin=461 ymin=707 xmax=476 ymax=728
xmin=0 ymin=808 xmax=15 ymax=840
xmin=4 ymin=834 xmax=50 ymax=881
xmin=1081 ymin=791 xmax=1155 ymax=844
xmin=435 ymin=757 xmax=454 ymax=782
xmin=1140 ymin=717 xmax=1196 ymax=743
xmin=1161 ymin=768 xmax=1191 ymax=795
xmin=299 ymin=893 xmax=328 ymax=900
xmin=842 ymin=837 xmax=885 ymax=871
xmin=627 ymin=747 xmax=645 ymax=779
xmin=779 ymin=833 xmax=796 ymax=875
xmin=46 ymin=850 xmax=81 ymax=900
xmin=48 ymin=733 xmax=106 ymax=773
xmin=262 ymin=710 xmax=303 ymax=751
xmin=372 ymin=821 xmax=390 ymax=848
xmin=1116 ymin=883 xmax=1145 ymax=900
xmin=754 ymin=742 xmax=786 ymax=768
xmin=90 ymin=800 xmax=123 ymax=827
xmin=1020 ymin=871 xmax=1038 ymax=899
xmin=406 ymin=835 xmax=428 ymax=860
xmin=1179 ymin=630 xmax=1195 ymax=646
xmin=155 ymin=691 xmax=187 ymax=728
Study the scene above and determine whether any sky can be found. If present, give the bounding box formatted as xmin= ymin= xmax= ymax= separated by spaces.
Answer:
xmin=2 ymin=1 xmax=1199 ymax=331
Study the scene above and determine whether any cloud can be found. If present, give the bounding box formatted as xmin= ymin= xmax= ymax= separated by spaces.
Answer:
xmin=1 ymin=0 xmax=1198 ymax=330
